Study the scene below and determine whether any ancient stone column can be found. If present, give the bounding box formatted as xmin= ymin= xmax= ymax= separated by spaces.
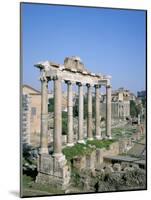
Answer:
xmin=138 ymin=114 xmax=141 ymax=125
xmin=66 ymin=81 xmax=74 ymax=146
xmin=77 ymin=82 xmax=85 ymax=143
xmin=53 ymin=77 xmax=63 ymax=157
xmin=106 ymin=85 xmax=112 ymax=139
xmin=95 ymin=85 xmax=102 ymax=139
xmin=87 ymin=84 xmax=93 ymax=140
xmin=40 ymin=77 xmax=49 ymax=154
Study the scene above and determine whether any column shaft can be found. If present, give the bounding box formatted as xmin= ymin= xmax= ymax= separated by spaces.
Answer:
xmin=67 ymin=82 xmax=74 ymax=146
xmin=87 ymin=85 xmax=93 ymax=140
xmin=53 ymin=78 xmax=62 ymax=156
xmin=95 ymin=85 xmax=102 ymax=139
xmin=78 ymin=83 xmax=84 ymax=143
xmin=106 ymin=85 xmax=112 ymax=139
xmin=40 ymin=79 xmax=48 ymax=154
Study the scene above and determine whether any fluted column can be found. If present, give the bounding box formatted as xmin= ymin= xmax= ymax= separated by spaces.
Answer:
xmin=40 ymin=77 xmax=49 ymax=154
xmin=87 ymin=84 xmax=93 ymax=140
xmin=77 ymin=82 xmax=85 ymax=143
xmin=106 ymin=85 xmax=112 ymax=139
xmin=95 ymin=85 xmax=102 ymax=139
xmin=53 ymin=77 xmax=63 ymax=157
xmin=66 ymin=81 xmax=74 ymax=146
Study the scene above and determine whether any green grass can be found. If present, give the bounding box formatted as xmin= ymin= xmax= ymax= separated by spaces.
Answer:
xmin=87 ymin=139 xmax=115 ymax=149
xmin=22 ymin=174 xmax=34 ymax=188
xmin=63 ymin=143 xmax=94 ymax=161
xmin=22 ymin=175 xmax=64 ymax=197
xmin=63 ymin=139 xmax=116 ymax=161
xmin=111 ymin=126 xmax=137 ymax=140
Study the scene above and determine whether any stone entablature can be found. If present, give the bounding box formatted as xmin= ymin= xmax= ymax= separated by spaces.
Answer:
xmin=35 ymin=60 xmax=110 ymax=86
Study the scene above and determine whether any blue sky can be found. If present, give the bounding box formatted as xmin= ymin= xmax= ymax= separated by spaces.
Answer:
xmin=22 ymin=3 xmax=146 ymax=94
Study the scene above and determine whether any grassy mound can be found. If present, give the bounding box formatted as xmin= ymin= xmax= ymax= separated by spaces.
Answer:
xmin=63 ymin=143 xmax=94 ymax=161
xmin=87 ymin=139 xmax=115 ymax=149
xmin=63 ymin=139 xmax=116 ymax=161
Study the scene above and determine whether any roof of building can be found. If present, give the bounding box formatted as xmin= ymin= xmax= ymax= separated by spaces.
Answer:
xmin=23 ymin=84 xmax=40 ymax=94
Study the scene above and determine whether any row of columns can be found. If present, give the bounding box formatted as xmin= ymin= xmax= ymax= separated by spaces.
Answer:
xmin=40 ymin=77 xmax=112 ymax=157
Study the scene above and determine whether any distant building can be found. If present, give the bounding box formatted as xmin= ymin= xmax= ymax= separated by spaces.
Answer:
xmin=129 ymin=92 xmax=136 ymax=101
xmin=22 ymin=85 xmax=75 ymax=146
xmin=22 ymin=94 xmax=31 ymax=144
xmin=101 ymin=87 xmax=130 ymax=119
xmin=22 ymin=85 xmax=41 ymax=146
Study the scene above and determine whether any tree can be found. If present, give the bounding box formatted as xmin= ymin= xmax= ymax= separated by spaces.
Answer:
xmin=130 ymin=100 xmax=142 ymax=117
xmin=73 ymin=95 xmax=96 ymax=119
xmin=48 ymin=98 xmax=54 ymax=112
xmin=130 ymin=100 xmax=137 ymax=117
xmin=62 ymin=111 xmax=68 ymax=135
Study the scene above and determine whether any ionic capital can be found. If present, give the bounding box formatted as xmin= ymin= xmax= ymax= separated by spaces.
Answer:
xmin=65 ymin=80 xmax=73 ymax=85
xmin=52 ymin=75 xmax=61 ymax=81
xmin=76 ymin=82 xmax=83 ymax=87
xmin=94 ymin=84 xmax=101 ymax=89
xmin=40 ymin=70 xmax=48 ymax=82
xmin=86 ymin=83 xmax=92 ymax=88
xmin=106 ymin=85 xmax=112 ymax=89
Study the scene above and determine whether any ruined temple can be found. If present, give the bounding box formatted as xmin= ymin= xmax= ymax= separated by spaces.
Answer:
xmin=35 ymin=56 xmax=112 ymax=188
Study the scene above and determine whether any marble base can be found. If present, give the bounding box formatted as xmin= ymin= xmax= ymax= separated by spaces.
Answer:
xmin=36 ymin=154 xmax=70 ymax=189
xmin=77 ymin=140 xmax=85 ymax=144
xmin=95 ymin=135 xmax=102 ymax=140
xmin=66 ymin=143 xmax=74 ymax=147
xmin=87 ymin=137 xmax=94 ymax=141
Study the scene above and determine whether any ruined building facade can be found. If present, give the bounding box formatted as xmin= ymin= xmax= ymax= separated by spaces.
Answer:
xmin=101 ymin=87 xmax=130 ymax=119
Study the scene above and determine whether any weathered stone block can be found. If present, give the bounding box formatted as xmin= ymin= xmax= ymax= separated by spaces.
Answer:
xmin=121 ymin=162 xmax=130 ymax=170
xmin=119 ymin=139 xmax=127 ymax=153
xmin=62 ymin=135 xmax=67 ymax=145
xmin=64 ymin=56 xmax=86 ymax=72
xmin=38 ymin=154 xmax=54 ymax=175
xmin=36 ymin=154 xmax=70 ymax=188
xmin=104 ymin=165 xmax=114 ymax=174
xmin=73 ymin=156 xmax=86 ymax=170
xmin=131 ymin=163 xmax=139 ymax=169
xmin=86 ymin=151 xmax=96 ymax=170
xmin=113 ymin=163 xmax=121 ymax=172
xmin=95 ymin=149 xmax=101 ymax=168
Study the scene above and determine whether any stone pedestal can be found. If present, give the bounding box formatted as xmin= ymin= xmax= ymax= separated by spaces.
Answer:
xmin=95 ymin=149 xmax=103 ymax=169
xmin=86 ymin=151 xmax=96 ymax=170
xmin=36 ymin=154 xmax=70 ymax=189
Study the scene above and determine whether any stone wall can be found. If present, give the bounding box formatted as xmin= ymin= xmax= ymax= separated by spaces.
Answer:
xmin=118 ymin=125 xmax=144 ymax=154
xmin=72 ymin=142 xmax=119 ymax=171
xmin=36 ymin=154 xmax=71 ymax=189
